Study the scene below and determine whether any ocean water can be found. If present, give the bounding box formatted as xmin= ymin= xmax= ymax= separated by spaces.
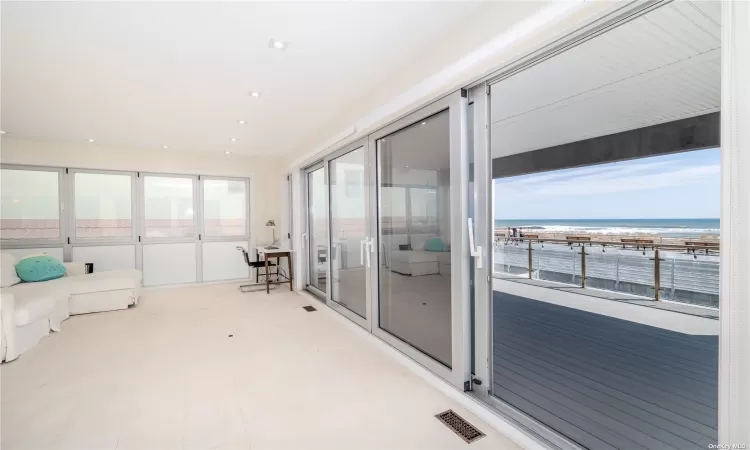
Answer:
xmin=494 ymin=218 xmax=720 ymax=238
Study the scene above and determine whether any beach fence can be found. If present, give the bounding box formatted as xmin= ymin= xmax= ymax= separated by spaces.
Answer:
xmin=493 ymin=237 xmax=719 ymax=308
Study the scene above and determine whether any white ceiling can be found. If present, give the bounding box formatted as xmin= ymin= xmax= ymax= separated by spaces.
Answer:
xmin=1 ymin=1 xmax=486 ymax=155
xmin=490 ymin=0 xmax=721 ymax=158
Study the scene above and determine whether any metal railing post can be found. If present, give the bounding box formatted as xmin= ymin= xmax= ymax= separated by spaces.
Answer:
xmin=654 ymin=248 xmax=661 ymax=301
xmin=527 ymin=240 xmax=532 ymax=279
xmin=581 ymin=246 xmax=587 ymax=288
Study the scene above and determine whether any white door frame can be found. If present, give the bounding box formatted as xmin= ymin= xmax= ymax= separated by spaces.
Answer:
xmin=719 ymin=1 xmax=749 ymax=445
xmin=368 ymin=90 xmax=471 ymax=390
xmin=324 ymin=137 xmax=372 ymax=330
xmin=302 ymin=162 xmax=328 ymax=299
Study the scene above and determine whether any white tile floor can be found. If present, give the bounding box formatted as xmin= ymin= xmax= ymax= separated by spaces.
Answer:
xmin=1 ymin=283 xmax=521 ymax=450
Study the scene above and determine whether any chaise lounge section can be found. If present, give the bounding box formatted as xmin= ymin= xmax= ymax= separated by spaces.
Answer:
xmin=1 ymin=253 xmax=142 ymax=362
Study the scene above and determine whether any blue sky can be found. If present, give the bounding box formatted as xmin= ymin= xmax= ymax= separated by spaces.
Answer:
xmin=494 ymin=148 xmax=720 ymax=220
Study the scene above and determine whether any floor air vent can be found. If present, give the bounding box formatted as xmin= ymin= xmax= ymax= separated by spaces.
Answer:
xmin=302 ymin=305 xmax=317 ymax=312
xmin=435 ymin=410 xmax=486 ymax=444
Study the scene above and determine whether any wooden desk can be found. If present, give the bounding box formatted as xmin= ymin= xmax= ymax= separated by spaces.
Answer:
xmin=255 ymin=247 xmax=294 ymax=294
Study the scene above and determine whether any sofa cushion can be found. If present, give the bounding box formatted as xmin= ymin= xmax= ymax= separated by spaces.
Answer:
xmin=410 ymin=234 xmax=434 ymax=251
xmin=70 ymin=269 xmax=142 ymax=295
xmin=424 ymin=237 xmax=445 ymax=252
xmin=15 ymin=256 xmax=66 ymax=282
xmin=1 ymin=253 xmax=21 ymax=288
xmin=7 ymin=276 xmax=71 ymax=298
xmin=14 ymin=294 xmax=57 ymax=326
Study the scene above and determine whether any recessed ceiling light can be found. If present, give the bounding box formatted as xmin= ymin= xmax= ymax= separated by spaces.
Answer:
xmin=230 ymin=138 xmax=237 ymax=142
xmin=268 ymin=39 xmax=288 ymax=50
xmin=225 ymin=151 xmax=231 ymax=155
xmin=249 ymin=91 xmax=261 ymax=98
xmin=0 ymin=130 xmax=6 ymax=135
xmin=163 ymin=145 xmax=169 ymax=149
xmin=405 ymin=165 xmax=409 ymax=168
xmin=238 ymin=120 xmax=246 ymax=125
xmin=421 ymin=122 xmax=427 ymax=125
xmin=88 ymin=138 xmax=95 ymax=142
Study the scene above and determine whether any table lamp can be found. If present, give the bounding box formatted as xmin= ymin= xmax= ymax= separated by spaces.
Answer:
xmin=266 ymin=220 xmax=278 ymax=248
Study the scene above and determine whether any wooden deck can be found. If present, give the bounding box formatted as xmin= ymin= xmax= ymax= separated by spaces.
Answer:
xmin=492 ymin=291 xmax=718 ymax=450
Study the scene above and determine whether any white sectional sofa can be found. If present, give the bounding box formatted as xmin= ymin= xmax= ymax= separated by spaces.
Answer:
xmin=383 ymin=234 xmax=451 ymax=276
xmin=0 ymin=253 xmax=142 ymax=362
xmin=66 ymin=263 xmax=141 ymax=315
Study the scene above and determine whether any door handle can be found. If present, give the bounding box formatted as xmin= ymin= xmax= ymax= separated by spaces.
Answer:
xmin=359 ymin=238 xmax=374 ymax=268
xmin=468 ymin=218 xmax=484 ymax=269
xmin=366 ymin=238 xmax=373 ymax=268
xmin=360 ymin=239 xmax=368 ymax=266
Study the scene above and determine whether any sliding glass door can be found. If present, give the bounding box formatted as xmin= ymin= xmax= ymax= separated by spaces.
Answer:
xmin=369 ymin=91 xmax=470 ymax=387
xmin=305 ymin=164 xmax=328 ymax=297
xmin=327 ymin=139 xmax=371 ymax=326
xmin=469 ymin=3 xmax=723 ymax=447
xmin=299 ymin=90 xmax=470 ymax=389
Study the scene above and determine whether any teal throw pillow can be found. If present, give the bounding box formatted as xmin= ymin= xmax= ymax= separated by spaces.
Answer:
xmin=15 ymin=255 xmax=66 ymax=282
xmin=424 ymin=237 xmax=445 ymax=252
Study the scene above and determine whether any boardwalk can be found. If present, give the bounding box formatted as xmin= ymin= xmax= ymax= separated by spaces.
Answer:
xmin=492 ymin=291 xmax=718 ymax=450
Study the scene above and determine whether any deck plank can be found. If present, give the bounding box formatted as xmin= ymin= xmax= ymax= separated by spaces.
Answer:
xmin=492 ymin=291 xmax=718 ymax=449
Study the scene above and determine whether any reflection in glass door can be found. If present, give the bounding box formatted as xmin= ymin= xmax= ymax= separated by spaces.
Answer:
xmin=376 ymin=108 xmax=452 ymax=367
xmin=369 ymin=91 xmax=470 ymax=388
xmin=306 ymin=166 xmax=328 ymax=296
xmin=329 ymin=142 xmax=369 ymax=321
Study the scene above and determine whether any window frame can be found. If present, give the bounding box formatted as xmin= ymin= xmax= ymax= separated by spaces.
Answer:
xmin=67 ymin=168 xmax=137 ymax=245
xmin=198 ymin=175 xmax=251 ymax=242
xmin=0 ymin=164 xmax=66 ymax=248
xmin=138 ymin=172 xmax=200 ymax=244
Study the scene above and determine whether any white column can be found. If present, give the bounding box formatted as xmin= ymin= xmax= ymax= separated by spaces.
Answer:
xmin=719 ymin=1 xmax=750 ymax=446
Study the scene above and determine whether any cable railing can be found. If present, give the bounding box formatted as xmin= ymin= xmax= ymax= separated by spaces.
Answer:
xmin=493 ymin=235 xmax=719 ymax=307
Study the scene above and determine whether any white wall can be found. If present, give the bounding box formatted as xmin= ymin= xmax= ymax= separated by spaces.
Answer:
xmin=0 ymin=137 xmax=282 ymax=245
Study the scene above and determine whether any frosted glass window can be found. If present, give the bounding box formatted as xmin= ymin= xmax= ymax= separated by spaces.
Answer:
xmin=202 ymin=179 xmax=247 ymax=237
xmin=143 ymin=176 xmax=194 ymax=238
xmin=74 ymin=172 xmax=133 ymax=239
xmin=0 ymin=169 xmax=60 ymax=240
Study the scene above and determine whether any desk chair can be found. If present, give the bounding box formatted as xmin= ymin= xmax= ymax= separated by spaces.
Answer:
xmin=236 ymin=246 xmax=278 ymax=293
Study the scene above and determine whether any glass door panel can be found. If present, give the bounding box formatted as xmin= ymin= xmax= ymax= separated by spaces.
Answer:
xmin=306 ymin=167 xmax=328 ymax=296
xmin=329 ymin=145 xmax=368 ymax=319
xmin=376 ymin=107 xmax=454 ymax=369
